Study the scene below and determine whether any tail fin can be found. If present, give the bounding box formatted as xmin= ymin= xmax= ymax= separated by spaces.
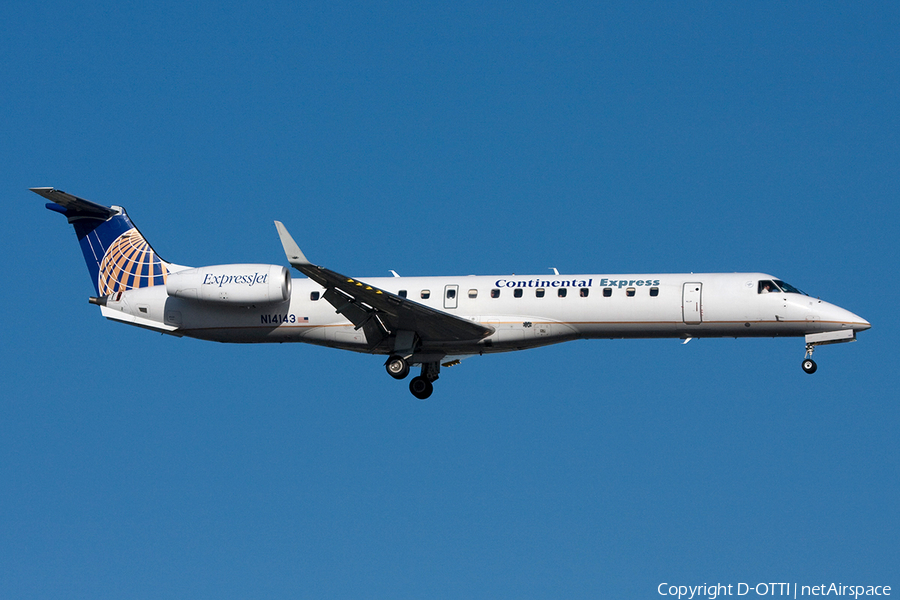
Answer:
xmin=34 ymin=187 xmax=171 ymax=296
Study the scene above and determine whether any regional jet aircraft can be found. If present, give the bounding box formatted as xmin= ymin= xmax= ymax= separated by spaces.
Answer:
xmin=36 ymin=187 xmax=871 ymax=399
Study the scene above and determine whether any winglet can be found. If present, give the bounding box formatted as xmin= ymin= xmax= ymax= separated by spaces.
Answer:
xmin=274 ymin=221 xmax=312 ymax=267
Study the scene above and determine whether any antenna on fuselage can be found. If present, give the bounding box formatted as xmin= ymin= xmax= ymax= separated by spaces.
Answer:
xmin=550 ymin=267 xmax=559 ymax=275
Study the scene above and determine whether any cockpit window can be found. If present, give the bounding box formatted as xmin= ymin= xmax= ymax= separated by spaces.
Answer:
xmin=758 ymin=279 xmax=807 ymax=295
xmin=773 ymin=280 xmax=806 ymax=295
xmin=758 ymin=280 xmax=780 ymax=294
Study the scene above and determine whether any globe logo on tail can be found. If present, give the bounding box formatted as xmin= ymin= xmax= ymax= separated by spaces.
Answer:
xmin=98 ymin=229 xmax=169 ymax=295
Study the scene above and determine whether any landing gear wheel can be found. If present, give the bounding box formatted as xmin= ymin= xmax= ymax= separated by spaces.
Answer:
xmin=802 ymin=358 xmax=817 ymax=374
xmin=386 ymin=355 xmax=409 ymax=380
xmin=409 ymin=376 xmax=433 ymax=400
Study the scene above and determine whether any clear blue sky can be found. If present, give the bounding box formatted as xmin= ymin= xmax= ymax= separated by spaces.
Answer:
xmin=2 ymin=1 xmax=897 ymax=598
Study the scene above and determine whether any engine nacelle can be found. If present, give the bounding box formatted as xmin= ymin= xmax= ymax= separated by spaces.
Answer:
xmin=166 ymin=264 xmax=291 ymax=305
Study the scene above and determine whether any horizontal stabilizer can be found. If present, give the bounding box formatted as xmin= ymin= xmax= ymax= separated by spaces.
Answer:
xmin=32 ymin=187 xmax=117 ymax=220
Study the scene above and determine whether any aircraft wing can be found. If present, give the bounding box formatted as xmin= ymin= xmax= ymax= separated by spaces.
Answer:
xmin=274 ymin=221 xmax=494 ymax=347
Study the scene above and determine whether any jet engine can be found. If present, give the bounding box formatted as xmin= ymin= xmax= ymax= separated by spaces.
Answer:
xmin=166 ymin=264 xmax=291 ymax=305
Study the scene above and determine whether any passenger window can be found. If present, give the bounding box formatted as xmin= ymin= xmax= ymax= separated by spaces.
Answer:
xmin=514 ymin=288 xmax=523 ymax=298
xmin=468 ymin=289 xmax=478 ymax=299
xmin=580 ymin=288 xmax=589 ymax=297
xmin=446 ymin=288 xmax=456 ymax=299
xmin=491 ymin=289 xmax=500 ymax=298
xmin=421 ymin=290 xmax=430 ymax=299
xmin=399 ymin=290 xmax=407 ymax=298
xmin=536 ymin=288 xmax=545 ymax=298
xmin=310 ymin=291 xmax=320 ymax=301
xmin=650 ymin=287 xmax=659 ymax=297
xmin=603 ymin=287 xmax=612 ymax=297
xmin=558 ymin=288 xmax=567 ymax=298
xmin=626 ymin=287 xmax=636 ymax=297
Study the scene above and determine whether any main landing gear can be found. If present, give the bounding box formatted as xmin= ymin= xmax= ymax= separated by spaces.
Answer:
xmin=385 ymin=355 xmax=409 ymax=380
xmin=384 ymin=355 xmax=439 ymax=399
xmin=408 ymin=376 xmax=433 ymax=400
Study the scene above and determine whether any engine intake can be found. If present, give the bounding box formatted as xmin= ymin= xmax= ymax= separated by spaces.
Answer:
xmin=166 ymin=264 xmax=291 ymax=305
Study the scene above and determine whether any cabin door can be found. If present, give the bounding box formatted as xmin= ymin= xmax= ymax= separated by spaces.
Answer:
xmin=444 ymin=284 xmax=459 ymax=309
xmin=682 ymin=283 xmax=703 ymax=325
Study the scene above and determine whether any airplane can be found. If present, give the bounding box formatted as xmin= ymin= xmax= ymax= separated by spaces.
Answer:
xmin=36 ymin=187 xmax=871 ymax=399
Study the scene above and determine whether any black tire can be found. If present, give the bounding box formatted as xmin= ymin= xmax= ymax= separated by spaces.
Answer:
xmin=409 ymin=376 xmax=433 ymax=400
xmin=802 ymin=358 xmax=817 ymax=374
xmin=386 ymin=355 xmax=409 ymax=380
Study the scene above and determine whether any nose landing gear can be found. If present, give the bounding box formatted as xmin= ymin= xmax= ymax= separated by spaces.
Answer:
xmin=801 ymin=330 xmax=859 ymax=374
xmin=802 ymin=342 xmax=818 ymax=374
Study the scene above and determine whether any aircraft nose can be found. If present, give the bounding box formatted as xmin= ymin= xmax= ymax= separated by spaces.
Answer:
xmin=824 ymin=303 xmax=870 ymax=332
xmin=842 ymin=307 xmax=871 ymax=331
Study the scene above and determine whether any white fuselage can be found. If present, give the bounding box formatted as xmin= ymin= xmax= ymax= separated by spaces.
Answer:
xmin=101 ymin=271 xmax=868 ymax=358
xmin=35 ymin=186 xmax=870 ymax=396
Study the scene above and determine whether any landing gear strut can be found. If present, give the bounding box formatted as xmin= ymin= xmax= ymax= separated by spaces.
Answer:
xmin=385 ymin=331 xmax=442 ymax=397
xmin=802 ymin=343 xmax=817 ymax=374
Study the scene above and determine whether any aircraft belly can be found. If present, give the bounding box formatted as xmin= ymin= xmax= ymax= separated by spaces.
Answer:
xmin=475 ymin=318 xmax=579 ymax=352
xmin=327 ymin=325 xmax=370 ymax=349
xmin=578 ymin=321 xmax=681 ymax=339
xmin=167 ymin=297 xmax=339 ymax=344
